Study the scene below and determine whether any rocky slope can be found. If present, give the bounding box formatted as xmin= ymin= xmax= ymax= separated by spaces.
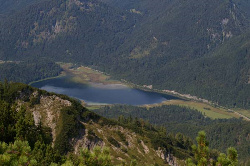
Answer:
xmin=5 ymin=82 xmax=190 ymax=165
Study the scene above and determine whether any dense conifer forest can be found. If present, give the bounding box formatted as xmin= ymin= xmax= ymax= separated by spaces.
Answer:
xmin=0 ymin=60 xmax=62 ymax=83
xmin=0 ymin=0 xmax=250 ymax=165
xmin=0 ymin=82 xmax=245 ymax=165
xmin=94 ymin=105 xmax=250 ymax=164
xmin=0 ymin=0 xmax=249 ymax=108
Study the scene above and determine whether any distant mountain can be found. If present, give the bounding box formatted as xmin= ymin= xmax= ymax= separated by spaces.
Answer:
xmin=101 ymin=0 xmax=250 ymax=108
xmin=0 ymin=0 xmax=137 ymax=62
xmin=110 ymin=30 xmax=250 ymax=108
xmin=0 ymin=0 xmax=249 ymax=108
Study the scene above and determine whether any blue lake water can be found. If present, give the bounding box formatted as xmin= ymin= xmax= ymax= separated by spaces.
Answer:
xmin=31 ymin=77 xmax=179 ymax=105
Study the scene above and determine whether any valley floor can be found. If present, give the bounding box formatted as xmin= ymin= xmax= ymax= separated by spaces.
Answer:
xmin=32 ymin=62 xmax=250 ymax=121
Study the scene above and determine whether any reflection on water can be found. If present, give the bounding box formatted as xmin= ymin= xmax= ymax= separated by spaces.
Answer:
xmin=31 ymin=77 xmax=179 ymax=105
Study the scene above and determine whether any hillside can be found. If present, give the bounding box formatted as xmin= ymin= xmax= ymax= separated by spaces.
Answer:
xmin=1 ymin=0 xmax=249 ymax=165
xmin=94 ymin=105 xmax=250 ymax=164
xmin=1 ymin=81 xmax=198 ymax=165
xmin=0 ymin=0 xmax=249 ymax=109
xmin=114 ymin=32 xmax=250 ymax=108
xmin=100 ymin=0 xmax=250 ymax=109
xmin=1 ymin=82 xmax=244 ymax=165
xmin=0 ymin=0 xmax=44 ymax=15
xmin=0 ymin=59 xmax=62 ymax=84
xmin=0 ymin=0 xmax=137 ymax=62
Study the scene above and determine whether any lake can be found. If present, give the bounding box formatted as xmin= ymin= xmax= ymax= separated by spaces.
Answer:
xmin=31 ymin=77 xmax=179 ymax=105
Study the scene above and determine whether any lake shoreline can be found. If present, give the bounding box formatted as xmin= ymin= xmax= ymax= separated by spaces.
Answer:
xmin=31 ymin=75 xmax=175 ymax=106
xmin=29 ymin=62 xmax=249 ymax=120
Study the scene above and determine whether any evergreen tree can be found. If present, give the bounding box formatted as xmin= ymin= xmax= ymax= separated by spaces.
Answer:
xmin=0 ymin=140 xmax=37 ymax=166
xmin=187 ymin=131 xmax=238 ymax=166
xmin=216 ymin=147 xmax=238 ymax=166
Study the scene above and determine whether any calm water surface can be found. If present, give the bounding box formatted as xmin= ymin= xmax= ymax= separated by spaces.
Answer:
xmin=31 ymin=77 xmax=179 ymax=105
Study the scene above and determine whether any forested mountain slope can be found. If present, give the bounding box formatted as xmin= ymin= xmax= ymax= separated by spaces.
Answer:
xmin=112 ymin=31 xmax=250 ymax=108
xmin=0 ymin=0 xmax=137 ymax=61
xmin=0 ymin=0 xmax=44 ymax=15
xmin=0 ymin=0 xmax=249 ymax=108
xmin=100 ymin=0 xmax=250 ymax=108
xmin=236 ymin=0 xmax=250 ymax=19
xmin=0 ymin=82 xmax=243 ymax=165
xmin=95 ymin=105 xmax=250 ymax=165
xmin=0 ymin=81 xmax=196 ymax=165
xmin=0 ymin=59 xmax=62 ymax=83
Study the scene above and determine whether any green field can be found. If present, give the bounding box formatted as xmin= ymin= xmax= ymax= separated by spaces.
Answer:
xmin=86 ymin=105 xmax=107 ymax=110
xmin=143 ymin=100 xmax=242 ymax=119
xmin=234 ymin=109 xmax=250 ymax=119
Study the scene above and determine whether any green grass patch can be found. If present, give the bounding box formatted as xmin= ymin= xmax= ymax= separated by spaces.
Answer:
xmin=234 ymin=109 xmax=250 ymax=119
xmin=144 ymin=100 xmax=240 ymax=119
xmin=86 ymin=105 xmax=106 ymax=110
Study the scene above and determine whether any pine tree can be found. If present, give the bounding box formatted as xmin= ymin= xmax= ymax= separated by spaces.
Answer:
xmin=0 ymin=140 xmax=37 ymax=166
xmin=216 ymin=147 xmax=238 ymax=166
xmin=187 ymin=131 xmax=238 ymax=166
